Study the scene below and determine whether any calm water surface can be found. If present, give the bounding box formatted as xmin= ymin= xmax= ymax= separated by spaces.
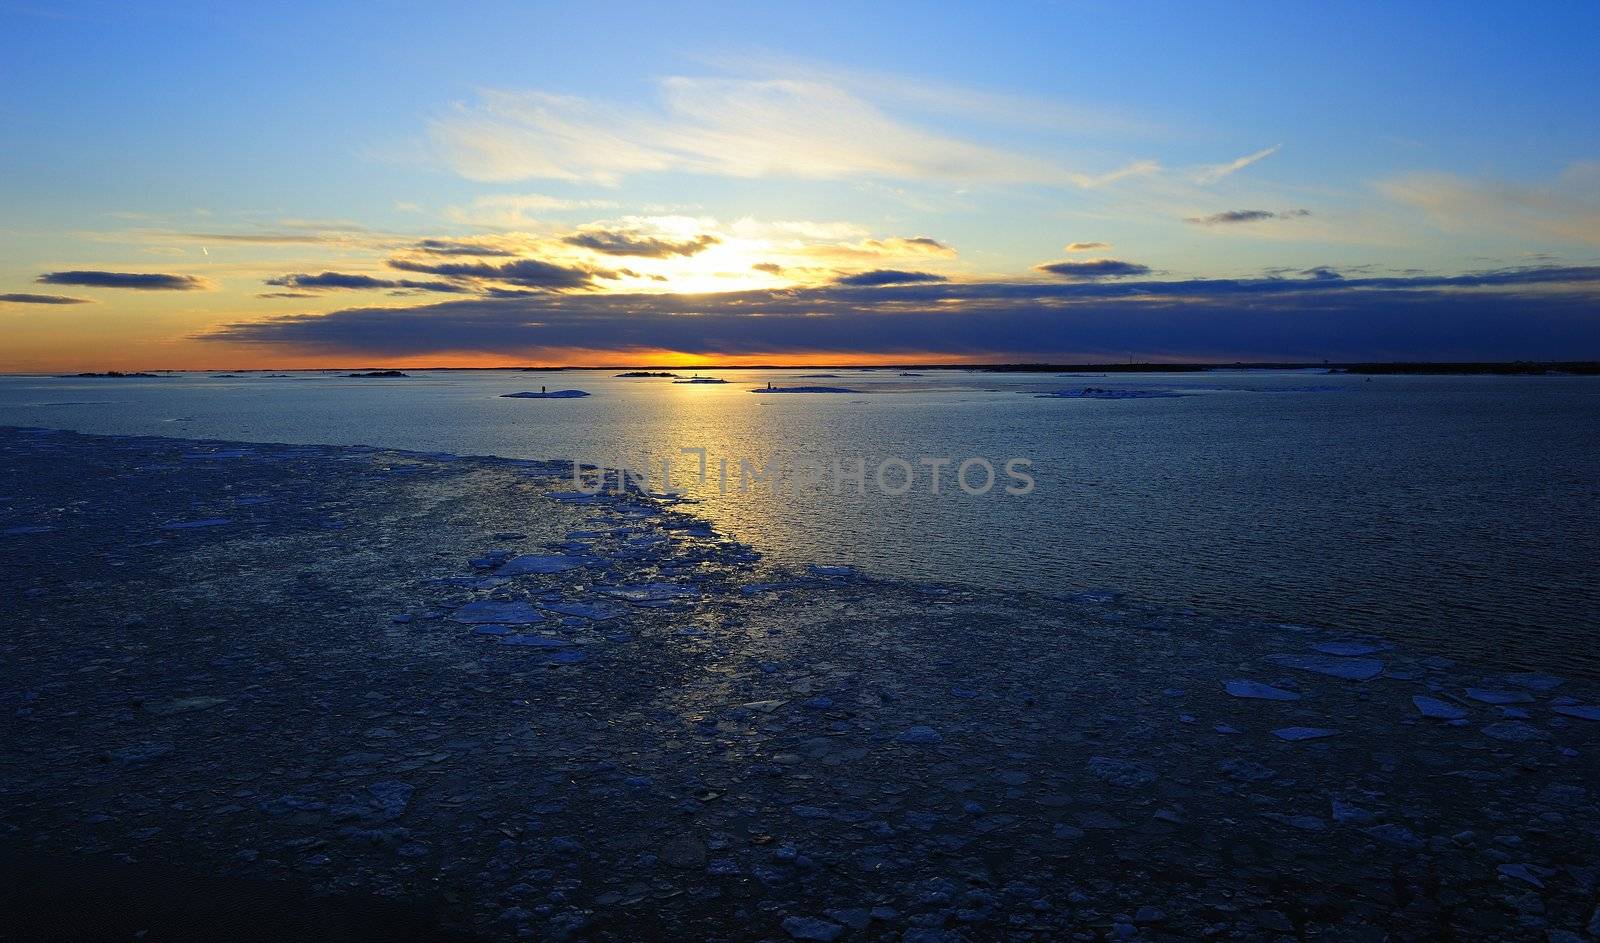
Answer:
xmin=3 ymin=368 xmax=1597 ymax=674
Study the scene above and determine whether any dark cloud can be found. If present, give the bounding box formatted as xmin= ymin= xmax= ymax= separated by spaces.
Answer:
xmin=752 ymin=262 xmax=784 ymax=275
xmin=835 ymin=270 xmax=948 ymax=287
xmin=1186 ymin=209 xmax=1312 ymax=225
xmin=37 ymin=271 xmax=207 ymax=290
xmin=1065 ymin=242 xmax=1110 ymax=251
xmin=1300 ymin=267 xmax=1343 ymax=281
xmin=200 ymin=265 xmax=1600 ymax=362
xmin=257 ymin=291 xmax=318 ymax=299
xmin=387 ymin=256 xmax=598 ymax=290
xmin=0 ymin=292 xmax=90 ymax=304
xmin=1036 ymin=259 xmax=1152 ymax=279
xmin=265 ymin=271 xmax=470 ymax=294
xmin=411 ymin=238 xmax=517 ymax=257
xmin=563 ymin=230 xmax=720 ymax=258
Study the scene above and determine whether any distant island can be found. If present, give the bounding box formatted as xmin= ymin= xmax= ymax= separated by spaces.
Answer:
xmin=615 ymin=371 xmax=679 ymax=378
xmin=345 ymin=370 xmax=409 ymax=378
xmin=64 ymin=371 xmax=162 ymax=378
xmin=673 ymin=376 xmax=729 ymax=384
xmin=501 ymin=389 xmax=590 ymax=399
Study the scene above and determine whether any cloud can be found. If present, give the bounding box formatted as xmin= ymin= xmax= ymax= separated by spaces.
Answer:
xmin=752 ymin=262 xmax=784 ymax=275
xmin=1035 ymin=259 xmax=1152 ymax=279
xmin=265 ymin=272 xmax=472 ymax=294
xmin=37 ymin=271 xmax=208 ymax=290
xmin=833 ymin=270 xmax=948 ymax=287
xmin=431 ymin=80 xmax=1154 ymax=187
xmin=563 ymin=229 xmax=720 ymax=258
xmin=1065 ymin=242 xmax=1110 ymax=252
xmin=0 ymin=294 xmax=92 ymax=305
xmin=866 ymin=236 xmax=955 ymax=257
xmin=1377 ymin=163 xmax=1600 ymax=246
xmin=1299 ymin=266 xmax=1343 ymax=281
xmin=412 ymin=238 xmax=519 ymax=257
xmin=1192 ymin=145 xmax=1280 ymax=184
xmin=445 ymin=192 xmax=622 ymax=228
xmin=1185 ymin=209 xmax=1312 ymax=225
xmin=198 ymin=265 xmax=1600 ymax=362
xmin=386 ymin=256 xmax=599 ymax=290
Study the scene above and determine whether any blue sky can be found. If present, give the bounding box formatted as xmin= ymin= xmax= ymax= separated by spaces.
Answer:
xmin=2 ymin=1 xmax=1597 ymax=367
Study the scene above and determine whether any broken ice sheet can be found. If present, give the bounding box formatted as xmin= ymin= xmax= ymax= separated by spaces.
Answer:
xmin=1552 ymin=705 xmax=1600 ymax=721
xmin=1272 ymin=726 xmax=1339 ymax=741
xmin=596 ymin=583 xmax=700 ymax=604
xmin=449 ymin=600 xmax=545 ymax=624
xmin=1224 ymin=679 xmax=1301 ymax=701
xmin=1413 ymin=695 xmax=1468 ymax=720
xmin=494 ymin=554 xmax=593 ymax=576
xmin=1465 ymin=688 xmax=1534 ymax=705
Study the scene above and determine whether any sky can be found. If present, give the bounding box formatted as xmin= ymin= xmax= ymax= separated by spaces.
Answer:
xmin=2 ymin=0 xmax=1598 ymax=369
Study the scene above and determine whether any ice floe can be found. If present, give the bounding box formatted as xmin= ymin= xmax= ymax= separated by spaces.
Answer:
xmin=1224 ymin=680 xmax=1301 ymax=701
xmin=1272 ymin=726 xmax=1339 ymax=741
xmin=1412 ymin=695 xmax=1468 ymax=720
xmin=1465 ymin=687 xmax=1534 ymax=705
xmin=495 ymin=553 xmax=593 ymax=576
xmin=449 ymin=600 xmax=545 ymax=624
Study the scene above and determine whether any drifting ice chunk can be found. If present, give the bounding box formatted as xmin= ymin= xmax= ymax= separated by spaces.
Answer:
xmin=449 ymin=600 xmax=544 ymax=624
xmin=1481 ymin=721 xmax=1546 ymax=742
xmin=1272 ymin=726 xmax=1339 ymax=741
xmin=896 ymin=726 xmax=943 ymax=745
xmin=498 ymin=634 xmax=572 ymax=648
xmin=1087 ymin=756 xmax=1158 ymax=787
xmin=1224 ymin=680 xmax=1301 ymax=701
xmin=1413 ymin=696 xmax=1468 ymax=720
xmin=1265 ymin=654 xmax=1383 ymax=681
xmin=1466 ymin=688 xmax=1534 ymax=705
xmin=540 ymin=601 xmax=622 ymax=621
xmin=1553 ymin=705 xmax=1600 ymax=721
xmin=496 ymin=554 xmax=592 ymax=576
xmin=807 ymin=564 xmax=856 ymax=579
xmin=1505 ymin=672 xmax=1565 ymax=692
xmin=597 ymin=583 xmax=700 ymax=604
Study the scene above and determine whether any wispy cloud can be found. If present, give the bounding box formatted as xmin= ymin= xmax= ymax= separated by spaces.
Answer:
xmin=386 ymin=256 xmax=601 ymax=290
xmin=265 ymin=272 xmax=471 ymax=294
xmin=1192 ymin=145 xmax=1280 ymax=184
xmin=1185 ymin=209 xmax=1312 ymax=226
xmin=37 ymin=271 xmax=210 ymax=290
xmin=1378 ymin=162 xmax=1600 ymax=246
xmin=1064 ymin=242 xmax=1110 ymax=252
xmin=431 ymin=79 xmax=1157 ymax=188
xmin=1 ymin=292 xmax=91 ymax=305
xmin=563 ymin=228 xmax=720 ymax=258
